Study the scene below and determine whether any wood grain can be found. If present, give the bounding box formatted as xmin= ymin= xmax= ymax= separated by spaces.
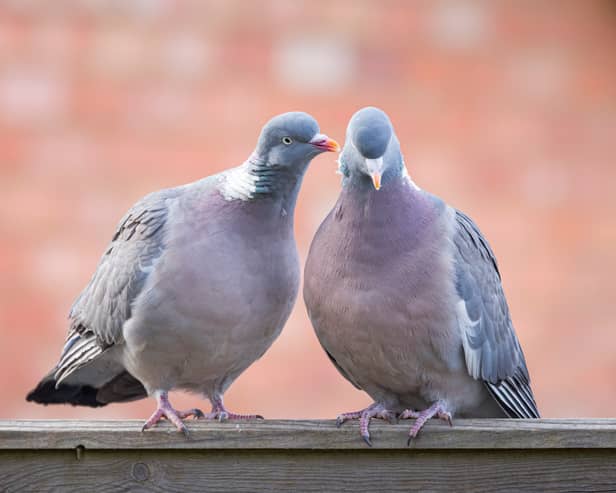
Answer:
xmin=1 ymin=420 xmax=616 ymax=492
xmin=2 ymin=449 xmax=616 ymax=492
xmin=1 ymin=419 xmax=615 ymax=450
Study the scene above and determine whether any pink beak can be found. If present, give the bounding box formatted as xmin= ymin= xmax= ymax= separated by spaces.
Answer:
xmin=310 ymin=133 xmax=340 ymax=152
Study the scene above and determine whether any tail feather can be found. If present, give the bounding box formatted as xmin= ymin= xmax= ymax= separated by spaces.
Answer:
xmin=26 ymin=370 xmax=147 ymax=408
xmin=26 ymin=373 xmax=107 ymax=407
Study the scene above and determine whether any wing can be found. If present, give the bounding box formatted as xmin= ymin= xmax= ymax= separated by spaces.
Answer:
xmin=54 ymin=188 xmax=179 ymax=385
xmin=323 ymin=347 xmax=362 ymax=390
xmin=306 ymin=307 xmax=362 ymax=391
xmin=452 ymin=210 xmax=539 ymax=418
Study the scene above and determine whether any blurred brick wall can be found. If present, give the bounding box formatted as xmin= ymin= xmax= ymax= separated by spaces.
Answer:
xmin=1 ymin=0 xmax=615 ymax=420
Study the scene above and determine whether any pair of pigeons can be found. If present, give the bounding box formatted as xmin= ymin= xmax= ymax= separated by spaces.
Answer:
xmin=27 ymin=107 xmax=539 ymax=445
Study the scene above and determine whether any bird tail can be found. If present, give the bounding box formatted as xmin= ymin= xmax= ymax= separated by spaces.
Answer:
xmin=26 ymin=370 xmax=147 ymax=408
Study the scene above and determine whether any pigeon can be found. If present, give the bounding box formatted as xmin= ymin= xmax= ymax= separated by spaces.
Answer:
xmin=303 ymin=107 xmax=539 ymax=446
xmin=27 ymin=112 xmax=340 ymax=436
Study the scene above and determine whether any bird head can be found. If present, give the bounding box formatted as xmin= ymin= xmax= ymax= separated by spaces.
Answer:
xmin=339 ymin=107 xmax=404 ymax=190
xmin=254 ymin=112 xmax=340 ymax=171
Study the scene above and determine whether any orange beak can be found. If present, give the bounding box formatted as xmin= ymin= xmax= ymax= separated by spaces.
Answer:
xmin=366 ymin=157 xmax=384 ymax=191
xmin=370 ymin=171 xmax=382 ymax=190
xmin=310 ymin=134 xmax=340 ymax=152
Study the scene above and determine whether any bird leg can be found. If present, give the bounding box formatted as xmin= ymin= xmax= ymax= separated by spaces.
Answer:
xmin=400 ymin=400 xmax=453 ymax=444
xmin=141 ymin=391 xmax=204 ymax=437
xmin=202 ymin=394 xmax=264 ymax=421
xmin=336 ymin=402 xmax=397 ymax=447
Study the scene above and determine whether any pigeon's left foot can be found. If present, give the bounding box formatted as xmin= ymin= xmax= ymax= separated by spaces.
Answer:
xmin=400 ymin=401 xmax=453 ymax=444
xmin=336 ymin=402 xmax=397 ymax=446
xmin=203 ymin=395 xmax=264 ymax=421
xmin=141 ymin=391 xmax=204 ymax=437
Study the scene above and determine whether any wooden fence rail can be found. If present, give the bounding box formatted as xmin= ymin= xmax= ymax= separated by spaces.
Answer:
xmin=1 ymin=419 xmax=615 ymax=492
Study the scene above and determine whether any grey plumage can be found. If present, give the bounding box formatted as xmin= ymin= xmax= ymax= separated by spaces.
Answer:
xmin=304 ymin=107 xmax=538 ymax=443
xmin=28 ymin=112 xmax=339 ymax=432
xmin=55 ymin=192 xmax=175 ymax=387
xmin=453 ymin=210 xmax=538 ymax=418
xmin=29 ymin=188 xmax=180 ymax=407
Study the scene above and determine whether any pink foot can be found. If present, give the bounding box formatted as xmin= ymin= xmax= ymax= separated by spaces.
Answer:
xmin=336 ymin=402 xmax=397 ymax=447
xmin=141 ymin=391 xmax=204 ymax=438
xmin=400 ymin=401 xmax=453 ymax=444
xmin=202 ymin=395 xmax=264 ymax=422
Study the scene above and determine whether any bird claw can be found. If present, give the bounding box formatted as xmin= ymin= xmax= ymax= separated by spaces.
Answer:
xmin=223 ymin=412 xmax=263 ymax=420
xmin=205 ymin=395 xmax=263 ymax=421
xmin=335 ymin=403 xmax=395 ymax=446
xmin=180 ymin=425 xmax=190 ymax=439
xmin=335 ymin=410 xmax=362 ymax=428
xmin=335 ymin=415 xmax=348 ymax=428
xmin=386 ymin=413 xmax=399 ymax=425
xmin=441 ymin=412 xmax=453 ymax=427
xmin=400 ymin=401 xmax=453 ymax=444
xmin=399 ymin=409 xmax=420 ymax=420
xmin=177 ymin=408 xmax=204 ymax=420
xmin=141 ymin=393 xmax=199 ymax=438
xmin=362 ymin=434 xmax=373 ymax=447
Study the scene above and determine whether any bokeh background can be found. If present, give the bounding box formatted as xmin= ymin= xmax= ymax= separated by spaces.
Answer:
xmin=1 ymin=0 xmax=615 ymax=421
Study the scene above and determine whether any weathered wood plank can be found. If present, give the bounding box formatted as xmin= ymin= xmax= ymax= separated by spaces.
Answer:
xmin=1 ymin=419 xmax=616 ymax=450
xmin=2 ymin=449 xmax=616 ymax=492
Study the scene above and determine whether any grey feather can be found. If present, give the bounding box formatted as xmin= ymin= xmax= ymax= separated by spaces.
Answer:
xmin=70 ymin=189 xmax=177 ymax=347
xmin=304 ymin=106 xmax=539 ymax=423
xmin=28 ymin=111 xmax=337 ymax=411
xmin=324 ymin=347 xmax=362 ymax=390
xmin=54 ymin=188 xmax=180 ymax=384
xmin=453 ymin=210 xmax=539 ymax=418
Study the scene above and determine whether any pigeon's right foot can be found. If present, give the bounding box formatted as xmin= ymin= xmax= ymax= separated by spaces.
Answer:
xmin=203 ymin=395 xmax=264 ymax=421
xmin=141 ymin=391 xmax=203 ymax=438
xmin=336 ymin=402 xmax=397 ymax=446
xmin=400 ymin=400 xmax=453 ymax=444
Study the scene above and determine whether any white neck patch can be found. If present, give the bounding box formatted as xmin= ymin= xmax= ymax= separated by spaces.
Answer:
xmin=220 ymin=161 xmax=260 ymax=201
xmin=401 ymin=156 xmax=421 ymax=191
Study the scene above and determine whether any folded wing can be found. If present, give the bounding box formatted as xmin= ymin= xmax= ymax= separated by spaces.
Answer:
xmin=452 ymin=210 xmax=539 ymax=418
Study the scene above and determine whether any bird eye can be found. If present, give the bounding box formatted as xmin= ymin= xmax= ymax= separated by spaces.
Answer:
xmin=282 ymin=136 xmax=293 ymax=145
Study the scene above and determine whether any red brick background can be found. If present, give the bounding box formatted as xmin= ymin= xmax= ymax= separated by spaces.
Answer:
xmin=1 ymin=1 xmax=615 ymax=420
